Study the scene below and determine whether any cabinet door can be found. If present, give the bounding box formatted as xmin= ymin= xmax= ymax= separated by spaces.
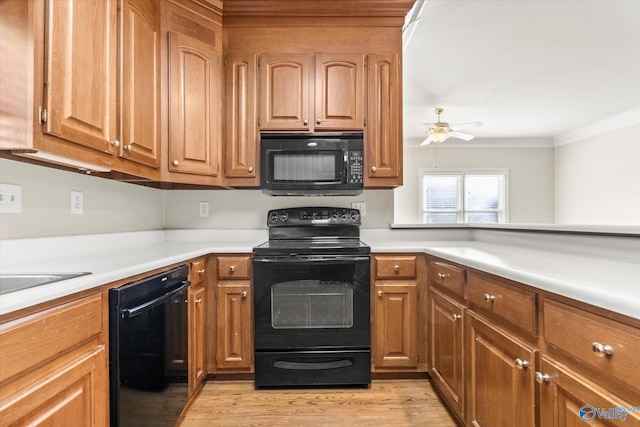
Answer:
xmin=44 ymin=0 xmax=117 ymax=154
xmin=314 ymin=53 xmax=364 ymax=130
xmin=373 ymin=282 xmax=418 ymax=369
xmin=467 ymin=312 xmax=536 ymax=427
xmin=365 ymin=53 xmax=402 ymax=187
xmin=216 ymin=282 xmax=252 ymax=371
xmin=0 ymin=346 xmax=108 ymax=427
xmin=168 ymin=31 xmax=221 ymax=176
xmin=189 ymin=285 xmax=206 ymax=393
xmin=538 ymin=356 xmax=640 ymax=427
xmin=429 ymin=289 xmax=465 ymax=419
xmin=259 ymin=54 xmax=311 ymax=130
xmin=121 ymin=0 xmax=160 ymax=168
xmin=223 ymin=53 xmax=258 ymax=183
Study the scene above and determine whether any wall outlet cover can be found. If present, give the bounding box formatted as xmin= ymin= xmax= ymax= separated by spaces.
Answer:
xmin=0 ymin=183 xmax=22 ymax=213
xmin=71 ymin=191 xmax=83 ymax=214
xmin=199 ymin=201 xmax=209 ymax=217
xmin=351 ymin=202 xmax=366 ymax=216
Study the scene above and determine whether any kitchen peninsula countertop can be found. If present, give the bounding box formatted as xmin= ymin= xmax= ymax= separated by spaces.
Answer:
xmin=1 ymin=228 xmax=639 ymax=321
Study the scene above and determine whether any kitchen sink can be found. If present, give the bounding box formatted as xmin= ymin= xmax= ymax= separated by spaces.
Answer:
xmin=0 ymin=272 xmax=91 ymax=295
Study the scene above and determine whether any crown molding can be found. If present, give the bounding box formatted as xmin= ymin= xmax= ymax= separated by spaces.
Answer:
xmin=554 ymin=108 xmax=640 ymax=147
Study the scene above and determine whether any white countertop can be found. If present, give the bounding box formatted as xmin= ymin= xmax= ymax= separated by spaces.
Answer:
xmin=1 ymin=229 xmax=639 ymax=320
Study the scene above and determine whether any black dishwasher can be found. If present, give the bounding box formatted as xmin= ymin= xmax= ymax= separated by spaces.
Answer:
xmin=109 ymin=265 xmax=190 ymax=427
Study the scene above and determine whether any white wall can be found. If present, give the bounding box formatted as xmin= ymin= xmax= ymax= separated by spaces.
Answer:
xmin=163 ymin=189 xmax=394 ymax=229
xmin=554 ymin=122 xmax=640 ymax=225
xmin=394 ymin=144 xmax=555 ymax=224
xmin=0 ymin=159 xmax=165 ymax=239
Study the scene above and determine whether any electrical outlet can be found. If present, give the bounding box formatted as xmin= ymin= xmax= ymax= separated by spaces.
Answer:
xmin=351 ymin=202 xmax=366 ymax=217
xmin=199 ymin=201 xmax=209 ymax=217
xmin=0 ymin=183 xmax=22 ymax=213
xmin=71 ymin=191 xmax=83 ymax=214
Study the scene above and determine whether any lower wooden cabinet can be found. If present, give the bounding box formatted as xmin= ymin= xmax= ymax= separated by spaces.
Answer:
xmin=537 ymin=356 xmax=640 ymax=427
xmin=0 ymin=293 xmax=108 ymax=426
xmin=188 ymin=284 xmax=206 ymax=393
xmin=466 ymin=311 xmax=536 ymax=427
xmin=429 ymin=288 xmax=465 ymax=419
xmin=215 ymin=282 xmax=253 ymax=371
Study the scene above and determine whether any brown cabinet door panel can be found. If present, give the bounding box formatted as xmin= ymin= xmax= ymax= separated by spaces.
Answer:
xmin=315 ymin=53 xmax=364 ymax=130
xmin=224 ymin=53 xmax=258 ymax=181
xmin=467 ymin=312 xmax=536 ymax=427
xmin=168 ymin=31 xmax=220 ymax=176
xmin=189 ymin=285 xmax=206 ymax=393
xmin=121 ymin=0 xmax=160 ymax=168
xmin=259 ymin=54 xmax=311 ymax=130
xmin=216 ymin=283 xmax=253 ymax=371
xmin=44 ymin=0 xmax=117 ymax=153
xmin=365 ymin=53 xmax=401 ymax=186
xmin=373 ymin=282 xmax=418 ymax=368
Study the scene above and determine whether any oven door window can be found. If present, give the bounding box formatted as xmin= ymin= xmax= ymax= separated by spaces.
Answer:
xmin=272 ymin=280 xmax=353 ymax=329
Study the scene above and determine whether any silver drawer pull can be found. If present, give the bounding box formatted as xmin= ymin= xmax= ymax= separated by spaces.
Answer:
xmin=241 ymin=291 xmax=247 ymax=298
xmin=535 ymin=372 xmax=550 ymax=384
xmin=452 ymin=314 xmax=462 ymax=321
xmin=484 ymin=293 xmax=496 ymax=303
xmin=437 ymin=272 xmax=450 ymax=279
xmin=592 ymin=342 xmax=613 ymax=357
xmin=515 ymin=358 xmax=529 ymax=370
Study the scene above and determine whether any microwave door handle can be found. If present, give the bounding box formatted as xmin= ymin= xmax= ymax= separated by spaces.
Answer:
xmin=120 ymin=282 xmax=189 ymax=319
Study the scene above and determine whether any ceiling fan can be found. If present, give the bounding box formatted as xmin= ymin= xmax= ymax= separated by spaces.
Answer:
xmin=420 ymin=108 xmax=483 ymax=145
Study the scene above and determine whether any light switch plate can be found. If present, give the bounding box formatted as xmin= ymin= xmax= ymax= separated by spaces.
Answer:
xmin=0 ymin=183 xmax=22 ymax=213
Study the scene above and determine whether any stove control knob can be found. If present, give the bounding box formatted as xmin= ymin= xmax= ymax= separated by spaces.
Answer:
xmin=350 ymin=211 xmax=359 ymax=221
xmin=340 ymin=211 xmax=349 ymax=221
xmin=331 ymin=210 xmax=340 ymax=221
xmin=279 ymin=211 xmax=288 ymax=222
xmin=269 ymin=212 xmax=279 ymax=223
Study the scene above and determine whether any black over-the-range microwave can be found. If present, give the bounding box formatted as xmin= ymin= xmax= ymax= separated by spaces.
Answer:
xmin=260 ymin=132 xmax=364 ymax=196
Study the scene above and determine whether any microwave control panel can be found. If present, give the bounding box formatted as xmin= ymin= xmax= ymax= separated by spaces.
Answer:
xmin=349 ymin=151 xmax=364 ymax=183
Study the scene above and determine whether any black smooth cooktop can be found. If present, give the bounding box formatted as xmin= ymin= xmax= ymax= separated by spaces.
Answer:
xmin=253 ymin=238 xmax=370 ymax=257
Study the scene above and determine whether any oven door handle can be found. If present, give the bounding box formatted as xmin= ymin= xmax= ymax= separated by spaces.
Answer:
xmin=273 ymin=359 xmax=354 ymax=371
xmin=120 ymin=281 xmax=189 ymax=319
xmin=253 ymin=256 xmax=370 ymax=263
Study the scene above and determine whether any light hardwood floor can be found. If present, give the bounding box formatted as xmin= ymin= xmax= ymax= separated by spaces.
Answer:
xmin=180 ymin=380 xmax=458 ymax=426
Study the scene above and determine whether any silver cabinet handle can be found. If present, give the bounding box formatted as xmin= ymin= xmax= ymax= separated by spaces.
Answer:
xmin=241 ymin=291 xmax=247 ymax=298
xmin=172 ymin=160 xmax=179 ymax=166
xmin=197 ymin=269 xmax=205 ymax=275
xmin=195 ymin=298 xmax=202 ymax=305
xmin=535 ymin=372 xmax=550 ymax=384
xmin=316 ymin=118 xmax=321 ymax=125
xmin=484 ymin=293 xmax=496 ymax=303
xmin=124 ymin=144 xmax=132 ymax=151
xmin=303 ymin=119 xmax=308 ymax=126
xmin=110 ymin=140 xmax=120 ymax=147
xmin=452 ymin=314 xmax=462 ymax=321
xmin=248 ymin=166 xmax=254 ymax=173
xmin=515 ymin=358 xmax=530 ymax=370
xmin=592 ymin=342 xmax=613 ymax=357
xmin=378 ymin=291 xmax=383 ymax=297
xmin=394 ymin=265 xmax=400 ymax=272
xmin=437 ymin=272 xmax=450 ymax=279
xmin=229 ymin=265 xmax=235 ymax=273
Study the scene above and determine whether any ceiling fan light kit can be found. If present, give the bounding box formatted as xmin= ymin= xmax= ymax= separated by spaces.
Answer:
xmin=420 ymin=108 xmax=483 ymax=145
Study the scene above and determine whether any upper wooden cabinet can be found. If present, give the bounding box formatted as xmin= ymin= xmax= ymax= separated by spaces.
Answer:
xmin=223 ymin=53 xmax=258 ymax=185
xmin=0 ymin=0 xmax=160 ymax=178
xmin=121 ymin=0 xmax=161 ymax=168
xmin=366 ymin=53 xmax=402 ymax=187
xmin=259 ymin=54 xmax=311 ymax=131
xmin=258 ymin=53 xmax=364 ymax=132
xmin=160 ymin=0 xmax=223 ymax=185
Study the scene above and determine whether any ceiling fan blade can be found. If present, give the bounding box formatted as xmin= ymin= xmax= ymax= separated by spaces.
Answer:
xmin=449 ymin=131 xmax=475 ymax=141
xmin=450 ymin=121 xmax=483 ymax=131
xmin=420 ymin=136 xmax=433 ymax=146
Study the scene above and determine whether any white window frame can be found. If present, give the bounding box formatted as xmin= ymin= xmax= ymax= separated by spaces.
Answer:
xmin=419 ymin=168 xmax=509 ymax=224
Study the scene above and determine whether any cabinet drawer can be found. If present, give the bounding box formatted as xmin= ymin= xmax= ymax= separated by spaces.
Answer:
xmin=0 ymin=294 xmax=103 ymax=383
xmin=217 ymin=256 xmax=251 ymax=280
xmin=429 ymin=261 xmax=465 ymax=297
xmin=374 ymin=255 xmax=416 ymax=279
xmin=466 ymin=273 xmax=537 ymax=337
xmin=190 ymin=258 xmax=206 ymax=286
xmin=543 ymin=299 xmax=640 ymax=393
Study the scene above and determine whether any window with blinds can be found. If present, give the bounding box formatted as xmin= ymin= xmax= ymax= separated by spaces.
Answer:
xmin=421 ymin=169 xmax=508 ymax=224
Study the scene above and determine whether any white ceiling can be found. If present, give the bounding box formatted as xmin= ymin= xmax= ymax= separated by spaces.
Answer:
xmin=402 ymin=0 xmax=640 ymax=147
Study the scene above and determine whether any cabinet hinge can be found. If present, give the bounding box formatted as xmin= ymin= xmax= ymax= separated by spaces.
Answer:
xmin=39 ymin=106 xmax=47 ymax=124
xmin=258 ymin=117 xmax=261 ymax=127
xmin=224 ymin=57 xmax=227 ymax=67
xmin=258 ymin=58 xmax=261 ymax=67
xmin=364 ymin=117 xmax=366 ymax=127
